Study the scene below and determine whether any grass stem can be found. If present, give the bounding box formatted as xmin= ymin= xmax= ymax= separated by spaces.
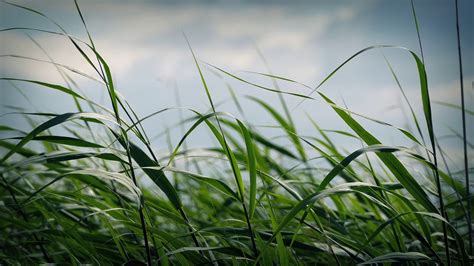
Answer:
xmin=454 ymin=0 xmax=472 ymax=255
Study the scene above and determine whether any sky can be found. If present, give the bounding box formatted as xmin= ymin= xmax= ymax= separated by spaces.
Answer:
xmin=0 ymin=0 xmax=473 ymax=172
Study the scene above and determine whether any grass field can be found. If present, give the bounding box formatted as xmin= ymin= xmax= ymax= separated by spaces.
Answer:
xmin=0 ymin=1 xmax=472 ymax=265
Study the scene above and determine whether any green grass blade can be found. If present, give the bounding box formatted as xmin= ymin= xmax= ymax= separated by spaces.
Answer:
xmin=318 ymin=92 xmax=437 ymax=213
xmin=112 ymin=131 xmax=182 ymax=210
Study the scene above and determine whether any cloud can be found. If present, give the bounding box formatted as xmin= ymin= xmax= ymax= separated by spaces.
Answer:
xmin=2 ymin=2 xmax=359 ymax=89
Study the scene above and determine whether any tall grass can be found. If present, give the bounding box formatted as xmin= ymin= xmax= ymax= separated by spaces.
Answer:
xmin=0 ymin=1 xmax=472 ymax=265
xmin=454 ymin=0 xmax=472 ymax=256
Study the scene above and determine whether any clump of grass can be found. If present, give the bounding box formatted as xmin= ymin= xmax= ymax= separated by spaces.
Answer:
xmin=0 ymin=1 xmax=471 ymax=265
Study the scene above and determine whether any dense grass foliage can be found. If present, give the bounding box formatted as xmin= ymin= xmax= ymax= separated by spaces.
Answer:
xmin=1 ymin=1 xmax=472 ymax=265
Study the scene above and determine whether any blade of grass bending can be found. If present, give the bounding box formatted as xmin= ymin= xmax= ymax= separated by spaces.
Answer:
xmin=247 ymin=96 xmax=307 ymax=160
xmin=205 ymin=118 xmax=245 ymax=200
xmin=121 ymin=95 xmax=173 ymax=256
xmin=5 ymin=135 xmax=103 ymax=148
xmin=185 ymin=36 xmax=258 ymax=258
xmin=73 ymin=0 xmax=110 ymax=99
xmin=292 ymin=45 xmax=439 ymax=111
xmin=454 ymin=0 xmax=471 ymax=254
xmin=381 ymin=48 xmax=443 ymax=250
xmin=1 ymin=78 xmax=120 ymax=118
xmin=293 ymin=45 xmax=396 ymax=109
xmin=434 ymin=101 xmax=474 ymax=115
xmin=381 ymin=52 xmax=426 ymax=145
xmin=270 ymin=182 xmax=393 ymax=243
xmin=205 ymin=62 xmax=314 ymax=100
xmin=0 ymin=55 xmax=103 ymax=84
xmin=144 ymin=166 xmax=239 ymax=200
xmin=22 ymin=169 xmax=142 ymax=207
xmin=254 ymin=45 xmax=292 ymax=120
xmin=318 ymin=92 xmax=437 ymax=213
xmin=0 ymin=112 xmax=118 ymax=163
xmin=112 ymin=131 xmax=181 ymax=209
xmin=410 ymin=40 xmax=451 ymax=262
xmin=410 ymin=0 xmax=425 ymax=63
xmin=203 ymin=119 xmax=259 ymax=258
xmin=5 ymin=151 xmax=124 ymax=170
xmin=408 ymin=7 xmax=452 ymax=258
xmin=166 ymin=112 xmax=233 ymax=173
xmin=257 ymin=148 xmax=363 ymax=262
xmin=237 ymin=120 xmax=258 ymax=219
xmin=323 ymin=100 xmax=424 ymax=146
xmin=317 ymin=145 xmax=420 ymax=191
xmin=219 ymin=118 xmax=298 ymax=159
xmin=0 ymin=78 xmax=85 ymax=100
xmin=359 ymin=252 xmax=432 ymax=265
xmin=254 ymin=45 xmax=302 ymax=160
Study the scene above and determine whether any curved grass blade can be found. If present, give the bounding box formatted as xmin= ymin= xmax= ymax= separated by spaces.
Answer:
xmin=5 ymin=135 xmax=104 ymax=148
xmin=149 ymin=166 xmax=239 ymax=200
xmin=205 ymin=62 xmax=314 ymax=100
xmin=22 ymin=169 xmax=142 ymax=208
xmin=318 ymin=92 xmax=437 ymax=213
xmin=359 ymin=252 xmax=432 ymax=265
xmin=112 ymin=131 xmax=182 ymax=210
xmin=247 ymin=96 xmax=307 ymax=161
xmin=1 ymin=112 xmax=118 ymax=163
xmin=1 ymin=78 xmax=85 ymax=100
xmin=237 ymin=120 xmax=258 ymax=219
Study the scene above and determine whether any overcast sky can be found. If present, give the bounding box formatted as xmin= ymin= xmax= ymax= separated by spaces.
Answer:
xmin=1 ymin=0 xmax=473 ymax=170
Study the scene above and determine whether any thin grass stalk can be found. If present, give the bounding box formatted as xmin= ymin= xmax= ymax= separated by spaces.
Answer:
xmin=74 ymin=2 xmax=156 ymax=260
xmin=410 ymin=0 xmax=425 ymax=62
xmin=177 ymin=208 xmax=205 ymax=257
xmin=109 ymin=104 xmax=153 ymax=264
xmin=91 ymin=46 xmax=153 ymax=263
xmin=125 ymin=148 xmax=153 ymax=265
xmin=424 ymin=54 xmax=451 ymax=266
xmin=212 ymin=88 xmax=259 ymax=259
xmin=144 ymin=132 xmax=205 ymax=257
xmin=254 ymin=45 xmax=295 ymax=134
xmin=185 ymin=36 xmax=259 ymax=258
xmin=119 ymin=107 xmax=204 ymax=257
xmin=361 ymin=140 xmax=404 ymax=252
xmin=100 ymin=60 xmax=154 ymax=266
xmin=259 ymin=175 xmax=291 ymax=265
xmin=117 ymin=83 xmax=206 ymax=259
xmin=437 ymin=139 xmax=468 ymax=224
xmin=411 ymin=1 xmax=450 ymax=261
xmin=454 ymin=0 xmax=472 ymax=254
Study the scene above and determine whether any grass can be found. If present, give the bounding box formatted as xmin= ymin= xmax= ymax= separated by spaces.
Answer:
xmin=0 ymin=1 xmax=472 ymax=265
